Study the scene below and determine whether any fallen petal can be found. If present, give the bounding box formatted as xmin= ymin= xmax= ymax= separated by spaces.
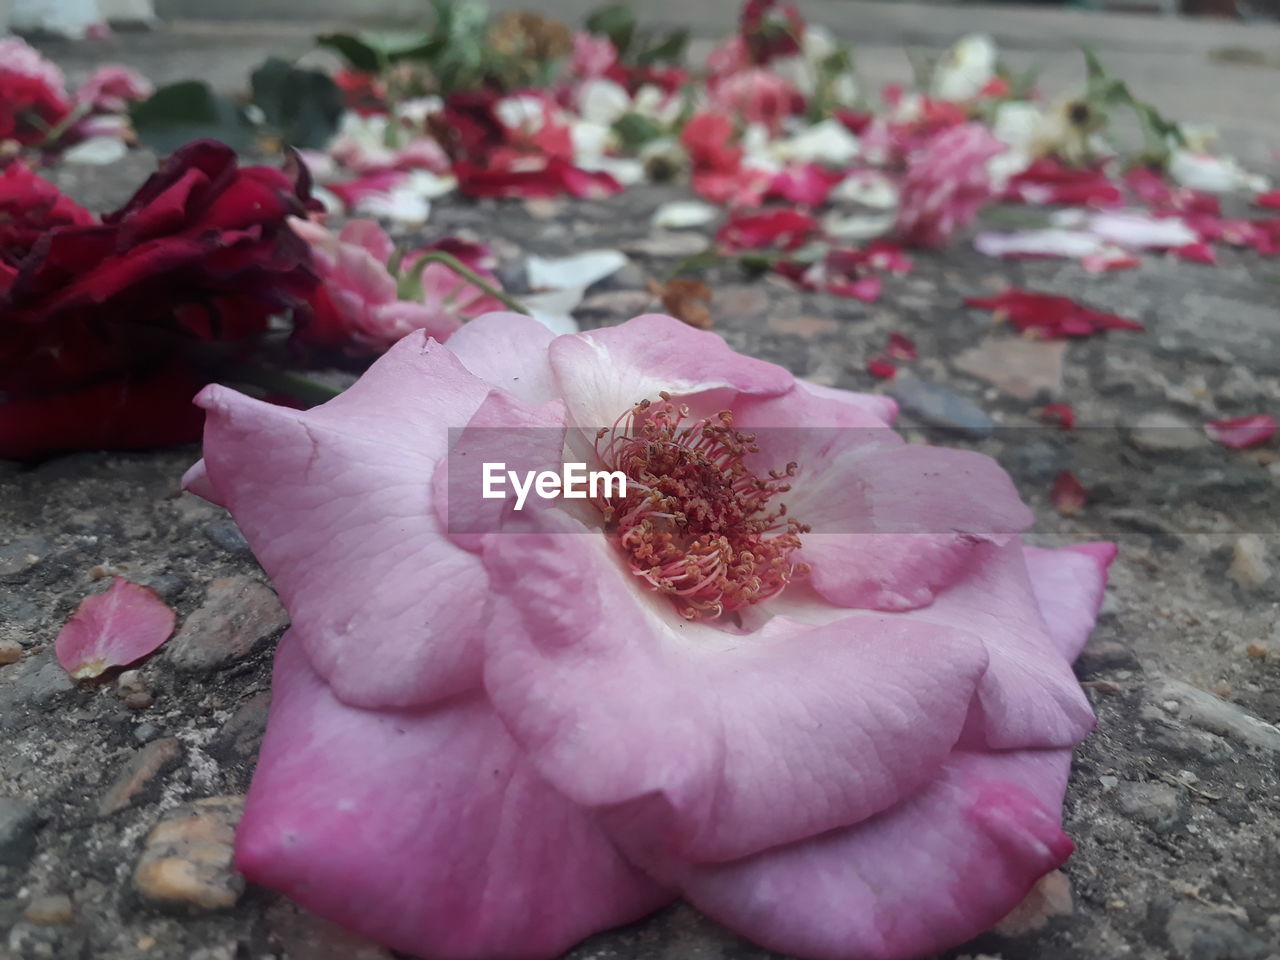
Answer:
xmin=1040 ymin=404 xmax=1076 ymax=430
xmin=1203 ymin=414 xmax=1277 ymax=449
xmin=974 ymin=230 xmax=1102 ymax=260
xmin=527 ymin=249 xmax=627 ymax=291
xmin=55 ymin=577 xmax=176 ymax=679
xmin=651 ymin=201 xmax=718 ymax=229
xmin=1051 ymin=470 xmax=1088 ymax=516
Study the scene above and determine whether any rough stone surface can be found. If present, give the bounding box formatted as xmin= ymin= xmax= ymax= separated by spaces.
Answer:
xmin=887 ymin=376 xmax=996 ymax=437
xmin=132 ymin=796 xmax=246 ymax=912
xmin=166 ymin=577 xmax=289 ymax=672
xmin=1113 ymin=780 xmax=1189 ymax=834
xmin=23 ymin=893 xmax=74 ymax=926
xmin=1127 ymin=411 xmax=1207 ymax=453
xmin=1 ymin=10 xmax=1279 ymax=960
xmin=97 ymin=738 xmax=185 ymax=816
xmin=952 ymin=338 xmax=1067 ymax=402
xmin=0 ymin=798 xmax=38 ymax=868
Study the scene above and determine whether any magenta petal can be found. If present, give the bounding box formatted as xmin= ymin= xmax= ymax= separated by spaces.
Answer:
xmin=549 ymin=313 xmax=794 ymax=429
xmin=481 ymin=523 xmax=990 ymax=864
xmin=237 ymin=632 xmax=669 ymax=960
xmin=1203 ymin=414 xmax=1277 ymax=449
xmin=193 ymin=332 xmax=495 ymax=709
xmin=1023 ymin=542 xmax=1117 ymax=660
xmin=55 ymin=577 xmax=175 ymax=679
xmin=680 ymin=747 xmax=1075 ymax=960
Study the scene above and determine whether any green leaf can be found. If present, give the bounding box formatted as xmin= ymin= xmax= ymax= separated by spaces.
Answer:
xmin=129 ymin=81 xmax=254 ymax=155
xmin=316 ymin=33 xmax=381 ymax=72
xmin=635 ymin=28 xmax=689 ymax=66
xmin=586 ymin=3 xmax=637 ymax=56
xmin=612 ymin=112 xmax=663 ymax=151
xmin=250 ymin=57 xmax=345 ymax=150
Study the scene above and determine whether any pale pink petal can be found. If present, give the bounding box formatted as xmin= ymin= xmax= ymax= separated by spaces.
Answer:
xmin=480 ymin=519 xmax=991 ymax=864
xmin=973 ymin=229 xmax=1102 ymax=260
xmin=548 ymin=314 xmax=794 ymax=430
xmin=679 ymin=747 xmax=1075 ymax=960
xmin=55 ymin=577 xmax=175 ymax=679
xmin=1203 ymin=414 xmax=1277 ymax=449
xmin=180 ymin=459 xmax=220 ymax=506
xmin=191 ymin=333 xmax=494 ymax=709
xmin=337 ymin=218 xmax=395 ymax=261
xmin=796 ymin=379 xmax=899 ymax=424
xmin=445 ymin=312 xmax=559 ymax=405
xmin=237 ymin=631 xmax=669 ymax=960
xmin=917 ymin=540 xmax=1096 ymax=749
xmin=732 ymin=386 xmax=1032 ymax=613
xmin=1023 ymin=542 xmax=1117 ymax=661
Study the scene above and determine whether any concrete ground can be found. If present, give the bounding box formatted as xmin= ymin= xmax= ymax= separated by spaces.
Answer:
xmin=4 ymin=4 xmax=1280 ymax=960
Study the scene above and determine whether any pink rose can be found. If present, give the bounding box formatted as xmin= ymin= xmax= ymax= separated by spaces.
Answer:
xmin=895 ymin=122 xmax=1008 ymax=248
xmin=186 ymin=314 xmax=1113 ymax=960
xmin=571 ymin=30 xmax=619 ymax=79
xmin=75 ymin=64 xmax=154 ymax=114
xmin=289 ymin=218 xmax=464 ymax=353
xmin=708 ymin=66 xmax=802 ymax=134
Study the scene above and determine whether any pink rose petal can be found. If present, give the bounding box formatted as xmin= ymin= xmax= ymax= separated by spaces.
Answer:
xmin=677 ymin=746 xmax=1076 ymax=960
xmin=55 ymin=577 xmax=175 ymax=679
xmin=236 ymin=631 xmax=669 ymax=959
xmin=1204 ymin=414 xmax=1277 ymax=449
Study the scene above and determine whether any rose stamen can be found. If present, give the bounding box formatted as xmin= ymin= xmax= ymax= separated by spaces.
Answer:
xmin=592 ymin=394 xmax=809 ymax=620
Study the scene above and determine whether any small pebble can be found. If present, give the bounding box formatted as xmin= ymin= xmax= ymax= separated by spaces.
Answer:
xmin=133 ymin=796 xmax=245 ymax=912
xmin=1228 ymin=534 xmax=1272 ymax=589
xmin=24 ymin=893 xmax=73 ymax=926
xmin=0 ymin=639 xmax=22 ymax=665
xmin=98 ymin=738 xmax=183 ymax=816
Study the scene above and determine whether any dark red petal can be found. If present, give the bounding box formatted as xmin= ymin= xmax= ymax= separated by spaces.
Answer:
xmin=1051 ymin=470 xmax=1088 ymax=516
xmin=1039 ymin=404 xmax=1076 ymax=430
xmin=0 ymin=364 xmax=206 ymax=460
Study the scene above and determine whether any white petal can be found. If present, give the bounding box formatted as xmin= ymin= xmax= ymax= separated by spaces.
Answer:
xmin=578 ymin=79 xmax=632 ymax=126
xmin=831 ymin=172 xmax=898 ymax=209
xmin=772 ymin=119 xmax=860 ymax=166
xmin=527 ymin=250 xmax=627 ymax=291
xmin=521 ymin=288 xmax=583 ymax=335
xmin=823 ymin=211 xmax=895 ymax=241
xmin=1087 ymin=211 xmax=1197 ymax=249
xmin=973 ymin=230 xmax=1103 ymax=259
xmin=930 ymin=33 xmax=998 ymax=102
xmin=63 ymin=136 xmax=127 ymax=165
xmin=651 ymin=201 xmax=718 ymax=229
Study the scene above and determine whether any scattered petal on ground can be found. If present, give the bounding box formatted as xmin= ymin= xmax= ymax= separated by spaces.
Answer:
xmin=1203 ymin=414 xmax=1277 ymax=449
xmin=55 ymin=577 xmax=177 ymax=680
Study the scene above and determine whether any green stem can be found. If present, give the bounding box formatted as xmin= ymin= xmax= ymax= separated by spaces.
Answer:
xmin=403 ymin=251 xmax=531 ymax=316
xmin=32 ymin=103 xmax=92 ymax=150
xmin=220 ymin=363 xmax=344 ymax=406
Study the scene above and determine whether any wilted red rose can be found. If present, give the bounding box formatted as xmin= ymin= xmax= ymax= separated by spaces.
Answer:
xmin=0 ymin=163 xmax=95 ymax=254
xmin=0 ymin=140 xmax=318 ymax=459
